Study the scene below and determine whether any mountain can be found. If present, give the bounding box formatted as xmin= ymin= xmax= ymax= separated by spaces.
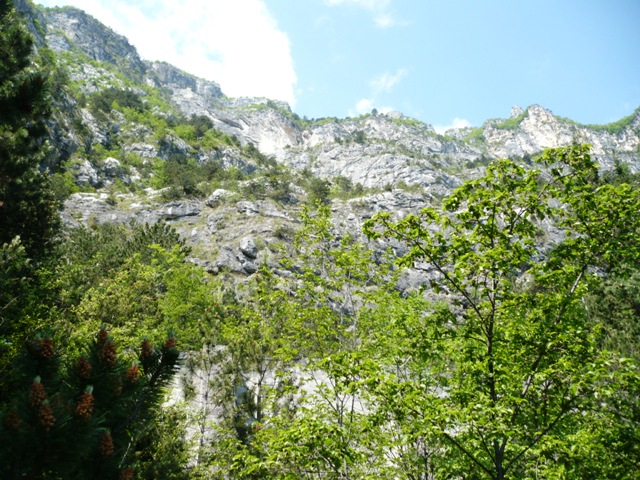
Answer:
xmin=5 ymin=4 xmax=639 ymax=476
xmin=14 ymin=0 xmax=640 ymax=282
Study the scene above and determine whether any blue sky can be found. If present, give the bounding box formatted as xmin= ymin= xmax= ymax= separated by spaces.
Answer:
xmin=37 ymin=0 xmax=640 ymax=131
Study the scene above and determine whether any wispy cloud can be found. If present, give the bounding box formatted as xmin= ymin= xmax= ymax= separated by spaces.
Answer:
xmin=349 ymin=68 xmax=408 ymax=116
xmin=351 ymin=98 xmax=395 ymax=116
xmin=324 ymin=0 xmax=402 ymax=29
xmin=37 ymin=0 xmax=298 ymax=106
xmin=370 ymin=68 xmax=408 ymax=95
xmin=354 ymin=98 xmax=374 ymax=114
xmin=433 ymin=117 xmax=472 ymax=134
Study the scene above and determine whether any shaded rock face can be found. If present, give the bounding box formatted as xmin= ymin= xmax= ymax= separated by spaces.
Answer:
xmin=60 ymin=187 xmax=436 ymax=291
xmin=239 ymin=237 xmax=258 ymax=259
xmin=44 ymin=8 xmax=146 ymax=77
xmin=145 ymin=61 xmax=223 ymax=100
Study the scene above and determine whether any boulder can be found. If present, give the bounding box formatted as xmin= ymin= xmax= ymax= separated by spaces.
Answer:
xmin=205 ymin=189 xmax=232 ymax=208
xmin=75 ymin=160 xmax=99 ymax=187
xmin=239 ymin=237 xmax=258 ymax=259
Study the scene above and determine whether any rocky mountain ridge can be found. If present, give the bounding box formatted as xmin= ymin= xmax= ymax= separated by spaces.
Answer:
xmin=20 ymin=1 xmax=640 ymax=181
xmin=12 ymin=0 xmax=640 ymax=286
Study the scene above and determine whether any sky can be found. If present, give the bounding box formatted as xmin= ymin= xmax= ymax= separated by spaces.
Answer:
xmin=36 ymin=0 xmax=640 ymax=132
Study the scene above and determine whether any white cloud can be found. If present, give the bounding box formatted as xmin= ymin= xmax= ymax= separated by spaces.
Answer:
xmin=433 ymin=117 xmax=472 ymax=134
xmin=36 ymin=0 xmax=298 ymax=106
xmin=324 ymin=0 xmax=400 ymax=29
xmin=349 ymin=68 xmax=407 ymax=116
xmin=348 ymin=98 xmax=395 ymax=117
xmin=373 ymin=14 xmax=395 ymax=28
xmin=355 ymin=98 xmax=374 ymax=114
xmin=370 ymin=68 xmax=408 ymax=95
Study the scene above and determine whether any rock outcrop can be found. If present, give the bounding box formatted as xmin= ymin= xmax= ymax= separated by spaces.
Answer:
xmin=9 ymin=1 xmax=638 ymax=290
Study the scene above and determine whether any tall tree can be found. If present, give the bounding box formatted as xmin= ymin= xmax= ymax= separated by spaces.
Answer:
xmin=0 ymin=0 xmax=59 ymax=259
xmin=363 ymin=145 xmax=640 ymax=478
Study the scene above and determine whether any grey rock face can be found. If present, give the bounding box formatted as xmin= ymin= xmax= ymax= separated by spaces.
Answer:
xmin=236 ymin=201 xmax=260 ymax=216
xmin=205 ymin=189 xmax=233 ymax=208
xmin=511 ymin=105 xmax=524 ymax=118
xmin=484 ymin=105 xmax=640 ymax=167
xmin=126 ymin=143 xmax=157 ymax=159
xmin=351 ymin=189 xmax=431 ymax=218
xmin=44 ymin=8 xmax=146 ymax=77
xmin=33 ymin=2 xmax=640 ymax=199
xmin=101 ymin=157 xmax=122 ymax=177
xmin=146 ymin=61 xmax=223 ymax=100
xmin=74 ymin=160 xmax=99 ymax=187
xmin=239 ymin=237 xmax=258 ymax=259
xmin=157 ymin=200 xmax=203 ymax=220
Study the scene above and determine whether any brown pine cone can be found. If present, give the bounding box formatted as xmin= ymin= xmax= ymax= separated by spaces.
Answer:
xmin=125 ymin=364 xmax=140 ymax=384
xmin=98 ymin=431 xmax=114 ymax=457
xmin=140 ymin=338 xmax=153 ymax=360
xmin=75 ymin=391 xmax=94 ymax=421
xmin=39 ymin=338 xmax=55 ymax=360
xmin=29 ymin=378 xmax=47 ymax=408
xmin=164 ymin=337 xmax=177 ymax=351
xmin=96 ymin=327 xmax=109 ymax=346
xmin=119 ymin=467 xmax=135 ymax=480
xmin=76 ymin=356 xmax=93 ymax=380
xmin=3 ymin=410 xmax=21 ymax=431
xmin=99 ymin=341 xmax=117 ymax=367
xmin=38 ymin=402 xmax=56 ymax=431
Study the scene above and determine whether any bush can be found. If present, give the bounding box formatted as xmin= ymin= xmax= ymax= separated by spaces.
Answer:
xmin=307 ymin=177 xmax=331 ymax=204
xmin=89 ymin=87 xmax=145 ymax=120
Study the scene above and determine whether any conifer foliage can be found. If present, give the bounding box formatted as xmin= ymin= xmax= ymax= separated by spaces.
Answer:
xmin=0 ymin=0 xmax=59 ymax=259
xmin=0 ymin=326 xmax=180 ymax=479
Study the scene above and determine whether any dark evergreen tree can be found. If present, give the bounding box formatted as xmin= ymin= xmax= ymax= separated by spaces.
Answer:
xmin=0 ymin=326 xmax=181 ymax=479
xmin=0 ymin=0 xmax=59 ymax=260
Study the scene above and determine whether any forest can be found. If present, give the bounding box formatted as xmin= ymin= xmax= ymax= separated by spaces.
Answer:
xmin=1 ymin=1 xmax=639 ymax=478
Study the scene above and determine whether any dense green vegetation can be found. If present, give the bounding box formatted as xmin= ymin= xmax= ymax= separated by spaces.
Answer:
xmin=1 ymin=3 xmax=639 ymax=478
xmin=490 ymin=108 xmax=528 ymax=130
xmin=0 ymin=0 xmax=59 ymax=260
xmin=586 ymin=108 xmax=640 ymax=135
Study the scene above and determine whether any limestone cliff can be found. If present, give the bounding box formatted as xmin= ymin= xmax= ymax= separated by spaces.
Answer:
xmin=11 ymin=1 xmax=640 ymax=287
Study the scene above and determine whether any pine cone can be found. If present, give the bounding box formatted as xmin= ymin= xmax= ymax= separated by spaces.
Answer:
xmin=119 ymin=467 xmax=135 ymax=480
xmin=164 ymin=337 xmax=177 ymax=351
xmin=39 ymin=338 xmax=55 ymax=360
xmin=96 ymin=327 xmax=109 ymax=346
xmin=38 ymin=402 xmax=56 ymax=431
xmin=3 ymin=410 xmax=21 ymax=431
xmin=76 ymin=356 xmax=93 ymax=380
xmin=125 ymin=364 xmax=140 ymax=384
xmin=76 ymin=390 xmax=94 ymax=421
xmin=29 ymin=378 xmax=47 ymax=408
xmin=140 ymin=338 xmax=153 ymax=360
xmin=112 ymin=375 xmax=122 ymax=397
xmin=99 ymin=341 xmax=117 ymax=367
xmin=98 ymin=431 xmax=114 ymax=457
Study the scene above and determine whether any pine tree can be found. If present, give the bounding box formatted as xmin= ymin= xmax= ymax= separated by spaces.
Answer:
xmin=0 ymin=0 xmax=59 ymax=260
xmin=0 ymin=326 xmax=181 ymax=479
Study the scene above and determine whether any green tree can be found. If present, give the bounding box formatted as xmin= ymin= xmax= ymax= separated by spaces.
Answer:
xmin=0 ymin=0 xmax=62 ymax=393
xmin=0 ymin=0 xmax=59 ymax=259
xmin=306 ymin=178 xmax=331 ymax=205
xmin=229 ymin=204 xmax=397 ymax=479
xmin=0 ymin=326 xmax=180 ymax=479
xmin=363 ymin=145 xmax=640 ymax=478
